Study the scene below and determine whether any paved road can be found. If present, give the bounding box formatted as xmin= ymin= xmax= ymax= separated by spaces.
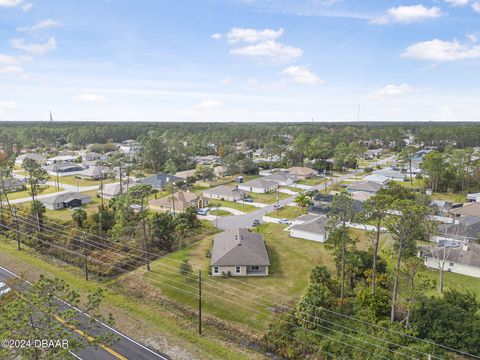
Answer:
xmin=215 ymin=156 xmax=396 ymax=231
xmin=0 ymin=266 xmax=169 ymax=360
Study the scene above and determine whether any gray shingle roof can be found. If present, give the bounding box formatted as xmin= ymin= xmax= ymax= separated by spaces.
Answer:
xmin=139 ymin=173 xmax=183 ymax=188
xmin=290 ymin=215 xmax=328 ymax=235
xmin=347 ymin=181 xmax=383 ymax=193
xmin=241 ymin=178 xmax=277 ymax=189
xmin=41 ymin=192 xmax=91 ymax=205
xmin=211 ymin=228 xmax=270 ymax=266
xmin=203 ymin=185 xmax=247 ymax=198
xmin=422 ymin=242 xmax=480 ymax=268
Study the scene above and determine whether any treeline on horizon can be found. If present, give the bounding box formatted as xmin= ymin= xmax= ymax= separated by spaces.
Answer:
xmin=1 ymin=121 xmax=480 ymax=151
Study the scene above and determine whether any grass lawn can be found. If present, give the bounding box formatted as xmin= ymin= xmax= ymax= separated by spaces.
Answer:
xmin=297 ymin=178 xmax=327 ymax=186
xmin=144 ymin=223 xmax=334 ymax=332
xmin=4 ymin=185 xmax=61 ymax=201
xmin=0 ymin=237 xmax=256 ymax=360
xmin=283 ymin=186 xmax=300 ymax=193
xmin=247 ymin=191 xmax=290 ymax=204
xmin=45 ymin=190 xmax=107 ymax=221
xmin=430 ymin=192 xmax=466 ymax=203
xmin=207 ymin=200 xmax=256 ymax=213
xmin=268 ymin=206 xmax=306 ymax=220
xmin=209 ymin=209 xmax=231 ymax=216
xmin=398 ymin=178 xmax=426 ymax=190
xmin=53 ymin=175 xmax=117 ymax=187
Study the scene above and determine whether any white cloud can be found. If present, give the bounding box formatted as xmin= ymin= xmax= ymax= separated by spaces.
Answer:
xmin=372 ymin=5 xmax=441 ymax=24
xmin=282 ymin=65 xmax=323 ymax=85
xmin=226 ymin=28 xmax=284 ymax=43
xmin=402 ymin=38 xmax=480 ymax=61
xmin=17 ymin=19 xmax=60 ymax=33
xmin=0 ymin=54 xmax=21 ymax=64
xmin=221 ymin=77 xmax=232 ymax=84
xmin=445 ymin=0 xmax=470 ymax=6
xmin=473 ymin=2 xmax=480 ymax=12
xmin=0 ymin=65 xmax=23 ymax=73
xmin=0 ymin=101 xmax=17 ymax=111
xmin=211 ymin=33 xmax=222 ymax=40
xmin=368 ymin=84 xmax=413 ymax=99
xmin=21 ymin=2 xmax=32 ymax=11
xmin=72 ymin=94 xmax=106 ymax=103
xmin=10 ymin=37 xmax=57 ymax=55
xmin=231 ymin=40 xmax=302 ymax=63
xmin=0 ymin=0 xmax=22 ymax=7
xmin=195 ymin=99 xmax=221 ymax=109
xmin=467 ymin=33 xmax=478 ymax=43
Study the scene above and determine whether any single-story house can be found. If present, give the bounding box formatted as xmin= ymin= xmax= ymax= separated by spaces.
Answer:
xmin=362 ymin=174 xmax=389 ymax=184
xmin=289 ymin=215 xmax=329 ymax=242
xmin=44 ymin=162 xmax=84 ymax=175
xmin=211 ymin=228 xmax=270 ymax=277
xmin=139 ymin=173 xmax=183 ymax=189
xmin=421 ymin=242 xmax=480 ymax=278
xmin=149 ymin=191 xmax=208 ymax=213
xmin=351 ymin=191 xmax=373 ymax=202
xmin=263 ymin=171 xmax=297 ymax=186
xmin=194 ymin=155 xmax=220 ymax=165
xmin=41 ymin=192 xmax=92 ymax=210
xmin=203 ymin=185 xmax=247 ymax=202
xmin=76 ymin=165 xmax=111 ymax=180
xmin=467 ymin=192 xmax=480 ymax=203
xmin=449 ymin=202 xmax=480 ymax=217
xmin=364 ymin=149 xmax=383 ymax=160
xmin=0 ymin=178 xmax=26 ymax=193
xmin=292 ymin=213 xmax=320 ymax=225
xmin=412 ymin=149 xmax=432 ymax=161
xmin=15 ymin=153 xmax=47 ymax=166
xmin=286 ymin=167 xmax=318 ymax=179
xmin=347 ymin=181 xmax=383 ymax=194
xmin=81 ymin=152 xmax=102 ymax=161
xmin=175 ymin=169 xmax=196 ymax=180
xmin=372 ymin=169 xmax=405 ymax=182
xmin=238 ymin=178 xmax=278 ymax=194
xmin=312 ymin=193 xmax=334 ymax=206
xmin=46 ymin=155 xmax=77 ymax=164
xmin=435 ymin=216 xmax=480 ymax=243
xmin=431 ymin=200 xmax=452 ymax=216
xmin=99 ymin=181 xmax=134 ymax=199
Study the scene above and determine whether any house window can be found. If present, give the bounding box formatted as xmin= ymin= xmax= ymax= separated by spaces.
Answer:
xmin=213 ymin=266 xmax=219 ymax=274
xmin=449 ymin=262 xmax=455 ymax=267
xmin=235 ymin=266 xmax=241 ymax=274
xmin=251 ymin=266 xmax=260 ymax=271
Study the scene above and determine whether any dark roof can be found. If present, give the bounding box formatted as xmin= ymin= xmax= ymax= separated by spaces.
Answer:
xmin=313 ymin=193 xmax=333 ymax=203
xmin=438 ymin=216 xmax=480 ymax=241
xmin=290 ymin=215 xmax=328 ymax=235
xmin=41 ymin=192 xmax=91 ymax=205
xmin=211 ymin=228 xmax=270 ymax=266
xmin=139 ymin=173 xmax=183 ymax=188
xmin=347 ymin=181 xmax=383 ymax=193
xmin=422 ymin=242 xmax=480 ymax=268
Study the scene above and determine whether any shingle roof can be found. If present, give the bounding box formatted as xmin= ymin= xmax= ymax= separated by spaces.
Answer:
xmin=347 ymin=181 xmax=383 ymax=193
xmin=211 ymin=228 xmax=270 ymax=266
xmin=422 ymin=242 xmax=480 ymax=268
xmin=241 ymin=178 xmax=278 ymax=189
xmin=290 ymin=215 xmax=328 ymax=235
xmin=438 ymin=216 xmax=480 ymax=240
xmin=41 ymin=192 xmax=91 ymax=205
xmin=263 ymin=171 xmax=296 ymax=182
xmin=286 ymin=167 xmax=318 ymax=176
xmin=139 ymin=173 xmax=183 ymax=188
xmin=203 ymin=185 xmax=247 ymax=197
xmin=449 ymin=202 xmax=480 ymax=217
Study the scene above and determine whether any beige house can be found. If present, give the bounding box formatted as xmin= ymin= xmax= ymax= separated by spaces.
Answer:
xmin=149 ymin=191 xmax=208 ymax=213
xmin=203 ymin=185 xmax=247 ymax=202
xmin=211 ymin=228 xmax=270 ymax=277
xmin=286 ymin=166 xmax=318 ymax=179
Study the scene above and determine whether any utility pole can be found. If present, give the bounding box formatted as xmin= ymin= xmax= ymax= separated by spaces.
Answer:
xmin=82 ymin=234 xmax=89 ymax=281
xmin=198 ymin=270 xmax=202 ymax=335
xmin=12 ymin=208 xmax=21 ymax=251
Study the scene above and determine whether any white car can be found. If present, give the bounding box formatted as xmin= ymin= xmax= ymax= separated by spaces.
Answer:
xmin=0 ymin=281 xmax=11 ymax=297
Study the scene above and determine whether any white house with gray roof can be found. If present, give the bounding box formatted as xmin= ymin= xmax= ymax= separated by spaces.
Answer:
xmin=203 ymin=185 xmax=247 ymax=202
xmin=263 ymin=171 xmax=297 ymax=186
xmin=41 ymin=192 xmax=92 ymax=210
xmin=238 ymin=178 xmax=278 ymax=193
xmin=211 ymin=228 xmax=270 ymax=277
xmin=289 ymin=215 xmax=329 ymax=243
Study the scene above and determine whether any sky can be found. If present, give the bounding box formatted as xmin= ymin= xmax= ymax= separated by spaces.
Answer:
xmin=1 ymin=0 xmax=480 ymax=122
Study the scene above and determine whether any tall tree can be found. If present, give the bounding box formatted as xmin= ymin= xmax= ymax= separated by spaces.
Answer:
xmin=398 ymin=145 xmax=417 ymax=186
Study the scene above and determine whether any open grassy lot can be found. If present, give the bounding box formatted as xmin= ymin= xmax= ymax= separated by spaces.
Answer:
xmin=297 ymin=177 xmax=327 ymax=186
xmin=430 ymin=192 xmax=466 ymax=203
xmin=53 ymin=175 xmax=117 ymax=187
xmin=0 ymin=237 xmax=257 ymax=360
xmin=207 ymin=200 xmax=256 ymax=213
xmin=209 ymin=209 xmax=231 ymax=216
xmin=247 ymin=191 xmax=290 ymax=204
xmin=144 ymin=223 xmax=335 ymax=331
xmin=268 ymin=206 xmax=306 ymax=220
xmin=4 ymin=185 xmax=61 ymax=201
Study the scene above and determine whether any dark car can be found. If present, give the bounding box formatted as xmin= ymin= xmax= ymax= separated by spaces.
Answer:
xmin=252 ymin=219 xmax=261 ymax=226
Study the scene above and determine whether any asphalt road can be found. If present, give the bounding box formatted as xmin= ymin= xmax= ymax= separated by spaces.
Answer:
xmin=215 ymin=156 xmax=395 ymax=231
xmin=0 ymin=266 xmax=169 ymax=360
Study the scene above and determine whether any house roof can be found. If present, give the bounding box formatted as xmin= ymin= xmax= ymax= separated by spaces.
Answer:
xmin=372 ymin=169 xmax=405 ymax=179
xmin=41 ymin=192 xmax=91 ymax=205
xmin=263 ymin=171 xmax=295 ymax=182
xmin=45 ymin=162 xmax=83 ymax=172
xmin=286 ymin=167 xmax=318 ymax=176
xmin=78 ymin=165 xmax=110 ymax=177
xmin=422 ymin=242 xmax=480 ymax=268
xmin=175 ymin=169 xmax=196 ymax=179
xmin=211 ymin=228 xmax=270 ymax=266
xmin=149 ymin=191 xmax=201 ymax=210
xmin=290 ymin=215 xmax=328 ymax=235
xmin=347 ymin=181 xmax=383 ymax=193
xmin=295 ymin=214 xmax=320 ymax=222
xmin=438 ymin=216 xmax=480 ymax=240
xmin=449 ymin=202 xmax=480 ymax=217
xmin=363 ymin=174 xmax=389 ymax=184
xmin=99 ymin=182 xmax=133 ymax=196
xmin=351 ymin=191 xmax=373 ymax=202
xmin=241 ymin=178 xmax=278 ymax=189
xmin=313 ymin=193 xmax=334 ymax=203
xmin=139 ymin=173 xmax=183 ymax=188
xmin=203 ymin=185 xmax=247 ymax=197
xmin=16 ymin=153 xmax=46 ymax=163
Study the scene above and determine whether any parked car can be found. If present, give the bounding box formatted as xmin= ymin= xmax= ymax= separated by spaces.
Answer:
xmin=197 ymin=208 xmax=210 ymax=216
xmin=0 ymin=282 xmax=11 ymax=298
xmin=244 ymin=197 xmax=253 ymax=203
xmin=278 ymin=218 xmax=291 ymax=225
xmin=273 ymin=204 xmax=283 ymax=210
xmin=252 ymin=219 xmax=261 ymax=226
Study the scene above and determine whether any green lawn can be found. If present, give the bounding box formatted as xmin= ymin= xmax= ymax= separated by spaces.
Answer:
xmin=430 ymin=192 xmax=466 ymax=203
xmin=53 ymin=175 xmax=117 ymax=187
xmin=283 ymin=186 xmax=300 ymax=193
xmin=209 ymin=209 xmax=231 ymax=216
xmin=398 ymin=178 xmax=426 ymax=190
xmin=45 ymin=190 xmax=107 ymax=221
xmin=247 ymin=191 xmax=290 ymax=204
xmin=4 ymin=185 xmax=61 ymax=201
xmin=144 ymin=223 xmax=334 ymax=332
xmin=297 ymin=178 xmax=327 ymax=186
xmin=207 ymin=200 xmax=256 ymax=213
xmin=268 ymin=206 xmax=306 ymax=220
xmin=0 ymin=237 xmax=256 ymax=360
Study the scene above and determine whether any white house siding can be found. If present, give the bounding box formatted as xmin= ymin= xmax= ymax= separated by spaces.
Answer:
xmin=238 ymin=184 xmax=278 ymax=194
xmin=424 ymin=257 xmax=480 ymax=278
xmin=290 ymin=229 xmax=326 ymax=243
xmin=212 ymin=265 xmax=268 ymax=277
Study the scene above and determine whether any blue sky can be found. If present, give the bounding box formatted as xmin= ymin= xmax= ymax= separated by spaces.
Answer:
xmin=1 ymin=0 xmax=480 ymax=122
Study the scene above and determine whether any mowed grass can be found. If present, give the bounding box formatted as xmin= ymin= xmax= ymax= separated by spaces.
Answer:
xmin=44 ymin=190 xmax=108 ymax=221
xmin=4 ymin=185 xmax=61 ymax=200
xmin=247 ymin=191 xmax=290 ymax=204
xmin=0 ymin=238 xmax=255 ymax=360
xmin=268 ymin=206 xmax=306 ymax=220
xmin=297 ymin=178 xmax=327 ymax=186
xmin=144 ymin=223 xmax=334 ymax=332
xmin=209 ymin=209 xmax=231 ymax=216
xmin=53 ymin=175 xmax=117 ymax=187
xmin=207 ymin=200 xmax=257 ymax=213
